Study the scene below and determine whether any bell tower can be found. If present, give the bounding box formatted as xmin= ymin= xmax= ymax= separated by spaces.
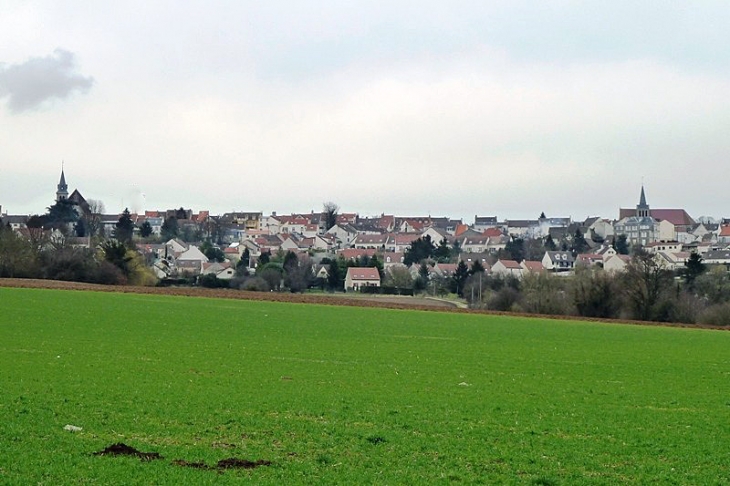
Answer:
xmin=636 ymin=185 xmax=650 ymax=218
xmin=56 ymin=163 xmax=69 ymax=202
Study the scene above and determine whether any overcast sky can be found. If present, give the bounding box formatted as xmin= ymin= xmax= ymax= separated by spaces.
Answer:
xmin=1 ymin=1 xmax=729 ymax=222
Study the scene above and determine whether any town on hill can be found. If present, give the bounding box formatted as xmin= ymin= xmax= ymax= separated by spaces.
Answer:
xmin=2 ymin=169 xmax=730 ymax=326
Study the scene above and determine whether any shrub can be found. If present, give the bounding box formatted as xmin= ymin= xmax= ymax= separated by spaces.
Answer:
xmin=198 ymin=274 xmax=229 ymax=289
xmin=487 ymin=287 xmax=521 ymax=312
xmin=240 ymin=276 xmax=270 ymax=292
xmin=697 ymin=303 xmax=730 ymax=326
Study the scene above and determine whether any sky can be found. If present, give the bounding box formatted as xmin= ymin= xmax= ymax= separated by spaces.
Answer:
xmin=1 ymin=1 xmax=729 ymax=223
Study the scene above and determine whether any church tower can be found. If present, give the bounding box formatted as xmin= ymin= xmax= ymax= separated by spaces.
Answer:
xmin=56 ymin=166 xmax=69 ymax=202
xmin=636 ymin=185 xmax=650 ymax=218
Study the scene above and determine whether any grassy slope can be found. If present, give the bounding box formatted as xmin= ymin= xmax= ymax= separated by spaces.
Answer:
xmin=0 ymin=287 xmax=728 ymax=485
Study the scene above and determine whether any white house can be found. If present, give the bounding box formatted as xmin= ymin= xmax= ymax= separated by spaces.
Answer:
xmin=491 ymin=260 xmax=523 ymax=278
xmin=604 ymin=254 xmax=631 ymax=273
xmin=542 ymin=251 xmax=575 ymax=272
xmin=345 ymin=267 xmax=381 ymax=291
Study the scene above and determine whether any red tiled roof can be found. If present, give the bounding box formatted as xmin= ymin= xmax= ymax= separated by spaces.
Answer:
xmin=454 ymin=224 xmax=470 ymax=237
xmin=521 ymin=261 xmax=544 ymax=272
xmin=347 ymin=267 xmax=381 ymax=281
xmin=619 ymin=208 xmax=694 ymax=226
xmin=338 ymin=248 xmax=377 ymax=260
xmin=498 ymin=259 xmax=522 ymax=269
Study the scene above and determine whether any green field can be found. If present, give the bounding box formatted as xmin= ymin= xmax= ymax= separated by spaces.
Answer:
xmin=1 ymin=287 xmax=729 ymax=485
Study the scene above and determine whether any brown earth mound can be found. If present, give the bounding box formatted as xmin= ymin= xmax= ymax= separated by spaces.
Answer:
xmin=93 ymin=443 xmax=162 ymax=461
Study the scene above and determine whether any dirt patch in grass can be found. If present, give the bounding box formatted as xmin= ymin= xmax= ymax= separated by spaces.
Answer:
xmin=173 ymin=457 xmax=272 ymax=470
xmin=93 ymin=443 xmax=162 ymax=461
xmin=217 ymin=458 xmax=272 ymax=469
xmin=94 ymin=443 xmax=271 ymax=470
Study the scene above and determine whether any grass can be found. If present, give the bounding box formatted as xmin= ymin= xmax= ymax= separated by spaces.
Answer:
xmin=1 ymin=287 xmax=729 ymax=484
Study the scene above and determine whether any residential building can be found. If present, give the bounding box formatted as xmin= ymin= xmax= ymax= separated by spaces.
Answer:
xmin=344 ymin=267 xmax=381 ymax=291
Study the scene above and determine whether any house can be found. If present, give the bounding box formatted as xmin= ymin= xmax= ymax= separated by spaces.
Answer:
xmin=575 ymin=253 xmax=604 ymax=268
xmin=298 ymin=235 xmax=331 ymax=252
xmin=482 ymin=227 xmax=503 ymax=238
xmin=352 ymin=233 xmax=389 ymax=250
xmin=473 ymin=216 xmax=498 ymax=231
xmin=542 ymin=251 xmax=575 ymax=272
xmin=504 ymin=220 xmax=539 ymax=238
xmin=460 ymin=235 xmax=491 ymax=253
xmin=338 ymin=248 xmax=377 ymax=261
xmin=535 ymin=216 xmax=572 ymax=238
xmin=654 ymin=251 xmax=689 ymax=271
xmin=702 ymin=249 xmax=730 ymax=265
xmin=719 ymin=225 xmax=730 ymax=245
xmin=491 ymin=260 xmax=523 ymax=278
xmin=326 ymin=223 xmax=359 ymax=247
xmin=592 ymin=244 xmax=619 ymax=263
xmin=390 ymin=233 xmax=420 ymax=253
xmin=585 ymin=217 xmax=614 ymax=241
xmin=433 ymin=263 xmax=458 ymax=278
xmin=458 ymin=252 xmax=491 ymax=268
xmin=201 ymin=261 xmax=235 ymax=280
xmin=344 ymin=267 xmax=381 ymax=291
xmin=520 ymin=261 xmax=545 ymax=274
xmin=313 ymin=264 xmax=330 ymax=281
xmin=2 ymin=214 xmax=29 ymax=231
xmin=604 ymin=254 xmax=631 ymax=273
xmin=382 ymin=252 xmax=405 ymax=268
xmin=645 ymin=241 xmax=682 ymax=254
xmin=175 ymin=245 xmax=209 ymax=276
xmin=420 ymin=227 xmax=451 ymax=246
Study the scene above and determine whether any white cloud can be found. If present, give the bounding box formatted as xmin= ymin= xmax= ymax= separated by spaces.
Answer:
xmin=0 ymin=48 xmax=93 ymax=113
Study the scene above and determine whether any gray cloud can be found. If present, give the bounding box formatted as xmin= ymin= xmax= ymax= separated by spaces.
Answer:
xmin=0 ymin=48 xmax=94 ymax=113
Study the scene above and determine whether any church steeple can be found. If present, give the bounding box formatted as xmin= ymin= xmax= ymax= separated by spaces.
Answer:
xmin=56 ymin=164 xmax=69 ymax=202
xmin=636 ymin=185 xmax=650 ymax=218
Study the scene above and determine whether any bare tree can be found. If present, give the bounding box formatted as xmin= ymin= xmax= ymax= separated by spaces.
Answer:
xmin=323 ymin=201 xmax=339 ymax=231
xmin=85 ymin=199 xmax=105 ymax=238
xmin=622 ymin=252 xmax=673 ymax=321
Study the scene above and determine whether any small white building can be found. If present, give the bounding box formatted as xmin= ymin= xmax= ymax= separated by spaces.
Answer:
xmin=344 ymin=267 xmax=381 ymax=291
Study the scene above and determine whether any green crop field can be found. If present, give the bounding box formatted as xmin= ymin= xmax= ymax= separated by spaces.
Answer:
xmin=1 ymin=287 xmax=729 ymax=485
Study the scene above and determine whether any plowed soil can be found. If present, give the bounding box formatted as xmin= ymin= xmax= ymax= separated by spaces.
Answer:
xmin=1 ymin=278 xmax=727 ymax=330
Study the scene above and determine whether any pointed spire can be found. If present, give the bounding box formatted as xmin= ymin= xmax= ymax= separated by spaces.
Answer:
xmin=57 ymin=162 xmax=69 ymax=201
xmin=636 ymin=184 xmax=650 ymax=218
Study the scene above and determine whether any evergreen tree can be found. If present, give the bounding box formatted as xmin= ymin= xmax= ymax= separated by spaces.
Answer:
xmin=544 ymin=234 xmax=557 ymax=251
xmin=369 ymin=253 xmax=384 ymax=278
xmin=404 ymin=235 xmax=436 ymax=266
xmin=434 ymin=238 xmax=451 ymax=262
xmin=470 ymin=259 xmax=485 ymax=275
xmin=46 ymin=199 xmax=79 ymax=232
xmin=139 ymin=221 xmax=153 ymax=238
xmin=615 ymin=234 xmax=629 ymax=255
xmin=201 ymin=240 xmax=225 ymax=262
xmin=505 ymin=238 xmax=525 ymax=262
xmin=114 ymin=208 xmax=135 ymax=244
xmin=161 ymin=217 xmax=179 ymax=240
xmin=571 ymin=228 xmax=589 ymax=256
xmin=683 ymin=252 xmax=706 ymax=289
xmin=451 ymin=260 xmax=470 ymax=297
